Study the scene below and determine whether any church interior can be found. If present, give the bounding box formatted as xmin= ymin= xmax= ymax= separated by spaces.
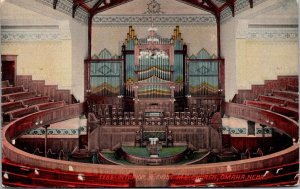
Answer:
xmin=0 ymin=0 xmax=299 ymax=187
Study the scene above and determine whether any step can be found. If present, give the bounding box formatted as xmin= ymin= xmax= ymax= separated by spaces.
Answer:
xmin=2 ymin=86 xmax=24 ymax=95
xmin=273 ymin=90 xmax=298 ymax=101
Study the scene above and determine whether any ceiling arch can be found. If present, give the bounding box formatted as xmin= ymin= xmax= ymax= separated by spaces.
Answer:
xmin=51 ymin=0 xmax=255 ymax=20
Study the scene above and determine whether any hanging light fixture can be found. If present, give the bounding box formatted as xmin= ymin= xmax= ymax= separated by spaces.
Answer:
xmin=139 ymin=0 xmax=168 ymax=60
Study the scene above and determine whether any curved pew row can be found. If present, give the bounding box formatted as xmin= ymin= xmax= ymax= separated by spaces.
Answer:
xmin=244 ymin=100 xmax=298 ymax=121
xmin=2 ymin=86 xmax=25 ymax=95
xmin=2 ymin=102 xmax=299 ymax=187
xmin=169 ymin=161 xmax=299 ymax=187
xmin=2 ymin=159 xmax=135 ymax=188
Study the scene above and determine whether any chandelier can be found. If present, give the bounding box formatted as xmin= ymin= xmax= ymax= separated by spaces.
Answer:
xmin=139 ymin=0 xmax=168 ymax=60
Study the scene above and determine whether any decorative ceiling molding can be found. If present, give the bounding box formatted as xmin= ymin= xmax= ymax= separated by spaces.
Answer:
xmin=235 ymin=20 xmax=298 ymax=41
xmin=93 ymin=14 xmax=216 ymax=26
xmin=1 ymin=25 xmax=71 ymax=42
xmin=247 ymin=27 xmax=298 ymax=41
xmin=221 ymin=0 xmax=268 ymax=22
xmin=1 ymin=30 xmax=60 ymax=42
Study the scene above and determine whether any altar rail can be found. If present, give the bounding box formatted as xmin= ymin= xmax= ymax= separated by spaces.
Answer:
xmin=116 ymin=147 xmax=188 ymax=165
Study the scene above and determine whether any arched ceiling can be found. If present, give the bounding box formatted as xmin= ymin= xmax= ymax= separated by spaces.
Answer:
xmin=57 ymin=0 xmax=252 ymax=17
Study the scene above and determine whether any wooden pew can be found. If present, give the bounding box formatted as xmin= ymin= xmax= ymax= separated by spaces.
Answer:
xmin=286 ymin=85 xmax=298 ymax=92
xmin=2 ymin=171 xmax=33 ymax=185
xmin=3 ymin=159 xmax=135 ymax=187
xmin=259 ymin=95 xmax=298 ymax=110
xmin=4 ymin=106 xmax=37 ymax=122
xmin=2 ymin=86 xmax=25 ymax=95
xmin=273 ymin=90 xmax=298 ymax=101
xmin=169 ymin=161 xmax=299 ymax=187
xmin=257 ymin=180 xmax=298 ymax=186
xmin=22 ymin=97 xmax=49 ymax=106
xmin=2 ymin=80 xmax=12 ymax=88
xmin=285 ymin=101 xmax=298 ymax=110
xmin=2 ymin=96 xmax=10 ymax=103
xmin=271 ymin=106 xmax=299 ymax=121
xmin=3 ymin=91 xmax=36 ymax=101
xmin=244 ymin=100 xmax=273 ymax=110
xmin=2 ymin=101 xmax=25 ymax=113
xmin=36 ymin=101 xmax=65 ymax=111
xmin=259 ymin=95 xmax=286 ymax=105
xmin=31 ymin=177 xmax=130 ymax=188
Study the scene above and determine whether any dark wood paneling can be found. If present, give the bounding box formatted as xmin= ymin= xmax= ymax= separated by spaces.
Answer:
xmin=16 ymin=75 xmax=32 ymax=90
xmin=43 ymin=85 xmax=58 ymax=101
xmin=16 ymin=75 xmax=73 ymax=104
xmin=55 ymin=89 xmax=71 ymax=104
xmin=17 ymin=138 xmax=78 ymax=154
xmin=30 ymin=80 xmax=45 ymax=96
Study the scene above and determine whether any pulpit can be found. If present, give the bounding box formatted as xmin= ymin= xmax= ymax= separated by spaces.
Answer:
xmin=148 ymin=137 xmax=161 ymax=158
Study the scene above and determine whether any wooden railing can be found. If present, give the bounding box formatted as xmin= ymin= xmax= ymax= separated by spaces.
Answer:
xmin=224 ymin=102 xmax=299 ymax=141
xmin=4 ymin=103 xmax=84 ymax=141
xmin=169 ymin=161 xmax=299 ymax=187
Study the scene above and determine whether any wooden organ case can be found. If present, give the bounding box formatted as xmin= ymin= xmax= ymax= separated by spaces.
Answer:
xmin=123 ymin=26 xmax=188 ymax=117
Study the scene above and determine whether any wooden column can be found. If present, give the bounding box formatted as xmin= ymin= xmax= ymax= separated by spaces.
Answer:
xmin=43 ymin=125 xmax=50 ymax=157
xmin=88 ymin=14 xmax=93 ymax=60
xmin=216 ymin=14 xmax=221 ymax=58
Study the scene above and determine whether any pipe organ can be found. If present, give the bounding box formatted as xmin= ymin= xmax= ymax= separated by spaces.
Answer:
xmin=85 ymin=26 xmax=224 ymax=117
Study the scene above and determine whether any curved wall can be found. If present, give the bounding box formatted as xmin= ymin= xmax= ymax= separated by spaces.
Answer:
xmin=3 ymin=103 xmax=298 ymax=187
